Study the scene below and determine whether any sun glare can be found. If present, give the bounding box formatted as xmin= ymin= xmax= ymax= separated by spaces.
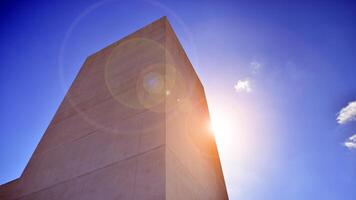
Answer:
xmin=210 ymin=114 xmax=233 ymax=137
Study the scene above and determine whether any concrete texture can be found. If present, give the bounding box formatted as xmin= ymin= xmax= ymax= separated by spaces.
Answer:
xmin=0 ymin=17 xmax=228 ymax=200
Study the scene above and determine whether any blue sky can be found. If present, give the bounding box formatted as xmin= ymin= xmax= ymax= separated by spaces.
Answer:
xmin=1 ymin=0 xmax=356 ymax=199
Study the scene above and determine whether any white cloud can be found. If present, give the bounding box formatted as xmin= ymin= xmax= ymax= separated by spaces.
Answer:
xmin=337 ymin=101 xmax=356 ymax=124
xmin=250 ymin=61 xmax=261 ymax=74
xmin=233 ymin=61 xmax=260 ymax=94
xmin=344 ymin=134 xmax=356 ymax=150
xmin=234 ymin=80 xmax=252 ymax=93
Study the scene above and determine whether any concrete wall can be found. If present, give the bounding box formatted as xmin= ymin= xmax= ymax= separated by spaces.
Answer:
xmin=164 ymin=19 xmax=229 ymax=199
xmin=0 ymin=17 xmax=228 ymax=200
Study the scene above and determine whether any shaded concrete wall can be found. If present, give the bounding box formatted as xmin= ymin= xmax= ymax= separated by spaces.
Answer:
xmin=164 ymin=19 xmax=228 ymax=199
xmin=0 ymin=17 xmax=228 ymax=200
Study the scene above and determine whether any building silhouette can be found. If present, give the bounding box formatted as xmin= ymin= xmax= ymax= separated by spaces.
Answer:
xmin=0 ymin=17 xmax=228 ymax=200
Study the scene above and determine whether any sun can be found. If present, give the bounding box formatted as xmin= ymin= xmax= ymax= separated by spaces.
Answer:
xmin=210 ymin=114 xmax=233 ymax=137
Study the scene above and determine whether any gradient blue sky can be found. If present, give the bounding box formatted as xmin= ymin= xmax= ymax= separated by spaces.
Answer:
xmin=1 ymin=0 xmax=356 ymax=199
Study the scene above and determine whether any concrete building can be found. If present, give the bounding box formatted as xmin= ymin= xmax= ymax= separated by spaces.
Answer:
xmin=0 ymin=17 xmax=228 ymax=200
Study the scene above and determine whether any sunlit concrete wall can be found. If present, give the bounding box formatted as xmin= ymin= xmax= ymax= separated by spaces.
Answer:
xmin=0 ymin=17 xmax=228 ymax=200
